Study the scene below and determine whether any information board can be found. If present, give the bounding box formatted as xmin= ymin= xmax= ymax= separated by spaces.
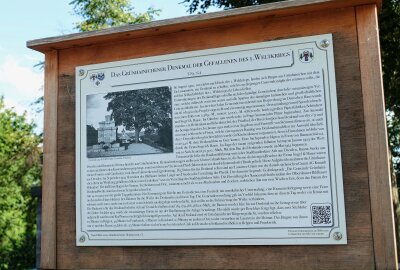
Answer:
xmin=76 ymin=34 xmax=347 ymax=246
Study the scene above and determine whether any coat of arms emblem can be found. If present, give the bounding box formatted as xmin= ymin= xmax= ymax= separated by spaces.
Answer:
xmin=299 ymin=49 xmax=314 ymax=63
xmin=89 ymin=72 xmax=105 ymax=86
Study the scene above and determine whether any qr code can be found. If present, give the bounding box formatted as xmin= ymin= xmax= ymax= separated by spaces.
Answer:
xmin=311 ymin=204 xmax=333 ymax=226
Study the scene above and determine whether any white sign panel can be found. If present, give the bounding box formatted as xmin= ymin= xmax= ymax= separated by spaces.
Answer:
xmin=76 ymin=34 xmax=347 ymax=246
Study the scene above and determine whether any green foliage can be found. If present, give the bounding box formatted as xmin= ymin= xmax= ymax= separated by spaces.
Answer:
xmin=0 ymin=98 xmax=41 ymax=269
xmin=104 ymin=87 xmax=172 ymax=143
xmin=380 ymin=0 xmax=400 ymax=175
xmin=70 ymin=0 xmax=159 ymax=32
xmin=181 ymin=0 xmax=279 ymax=13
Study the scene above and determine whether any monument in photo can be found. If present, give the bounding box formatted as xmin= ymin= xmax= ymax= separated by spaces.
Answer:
xmin=86 ymin=86 xmax=173 ymax=158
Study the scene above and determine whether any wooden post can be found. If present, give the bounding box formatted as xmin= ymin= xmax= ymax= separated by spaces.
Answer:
xmin=41 ymin=50 xmax=58 ymax=269
xmin=356 ymin=4 xmax=398 ymax=269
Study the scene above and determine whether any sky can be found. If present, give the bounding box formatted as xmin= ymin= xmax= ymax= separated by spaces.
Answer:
xmin=86 ymin=93 xmax=110 ymax=129
xmin=0 ymin=0 xmax=220 ymax=132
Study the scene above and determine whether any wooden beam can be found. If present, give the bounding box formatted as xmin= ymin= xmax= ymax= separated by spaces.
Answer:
xmin=27 ymin=0 xmax=380 ymax=53
xmin=41 ymin=50 xmax=58 ymax=269
xmin=356 ymin=4 xmax=398 ymax=269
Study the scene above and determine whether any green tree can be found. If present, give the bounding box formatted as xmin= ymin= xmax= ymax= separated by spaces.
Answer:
xmin=104 ymin=87 xmax=172 ymax=143
xmin=0 ymin=98 xmax=41 ymax=269
xmin=380 ymin=0 xmax=400 ymax=176
xmin=70 ymin=0 xmax=159 ymax=32
xmin=181 ymin=0 xmax=278 ymax=13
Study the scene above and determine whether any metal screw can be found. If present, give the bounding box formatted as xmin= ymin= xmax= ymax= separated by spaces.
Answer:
xmin=79 ymin=235 xmax=86 ymax=243
xmin=332 ymin=232 xmax=342 ymax=240
xmin=320 ymin=39 xmax=330 ymax=48
xmin=78 ymin=69 xmax=85 ymax=76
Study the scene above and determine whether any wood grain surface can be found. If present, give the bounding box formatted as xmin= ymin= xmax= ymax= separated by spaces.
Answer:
xmin=356 ymin=4 xmax=398 ymax=269
xmin=41 ymin=50 xmax=58 ymax=269
xmin=50 ymin=6 xmax=380 ymax=269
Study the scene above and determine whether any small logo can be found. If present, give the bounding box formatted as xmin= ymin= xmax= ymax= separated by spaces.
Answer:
xmin=299 ymin=49 xmax=314 ymax=63
xmin=89 ymin=72 xmax=105 ymax=86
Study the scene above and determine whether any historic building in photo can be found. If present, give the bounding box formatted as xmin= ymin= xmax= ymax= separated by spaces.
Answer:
xmin=98 ymin=115 xmax=117 ymax=143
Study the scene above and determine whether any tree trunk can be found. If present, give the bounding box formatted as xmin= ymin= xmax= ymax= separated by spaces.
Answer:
xmin=135 ymin=129 xmax=140 ymax=143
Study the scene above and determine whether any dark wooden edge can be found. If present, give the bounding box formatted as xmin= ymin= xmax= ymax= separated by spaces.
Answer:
xmin=27 ymin=0 xmax=380 ymax=53
xmin=40 ymin=50 xmax=58 ymax=269
xmin=356 ymin=4 xmax=398 ymax=269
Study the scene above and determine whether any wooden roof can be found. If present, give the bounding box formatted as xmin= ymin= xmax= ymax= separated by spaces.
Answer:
xmin=27 ymin=0 xmax=381 ymax=53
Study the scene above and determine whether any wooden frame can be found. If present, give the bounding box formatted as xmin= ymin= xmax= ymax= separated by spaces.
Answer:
xmin=28 ymin=0 xmax=397 ymax=268
xmin=41 ymin=50 xmax=58 ymax=269
xmin=356 ymin=4 xmax=397 ymax=268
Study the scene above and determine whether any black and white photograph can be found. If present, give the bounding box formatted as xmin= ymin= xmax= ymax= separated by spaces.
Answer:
xmin=86 ymin=86 xmax=173 ymax=158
